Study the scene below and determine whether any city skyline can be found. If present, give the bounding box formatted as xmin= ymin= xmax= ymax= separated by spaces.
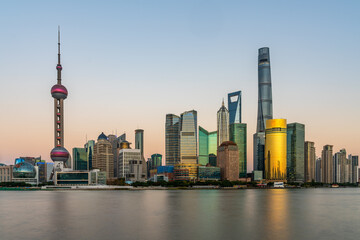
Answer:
xmin=1 ymin=1 xmax=360 ymax=170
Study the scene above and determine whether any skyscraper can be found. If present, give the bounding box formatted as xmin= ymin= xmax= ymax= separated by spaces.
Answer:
xmin=228 ymin=91 xmax=241 ymax=124
xmin=73 ymin=147 xmax=88 ymax=170
xmin=315 ymin=158 xmax=321 ymax=183
xmin=50 ymin=28 xmax=70 ymax=174
xmin=254 ymin=47 xmax=273 ymax=174
xmin=217 ymin=101 xmax=229 ymax=147
xmin=93 ymin=132 xmax=114 ymax=179
xmin=265 ymin=119 xmax=287 ymax=181
xmin=165 ymin=114 xmax=180 ymax=166
xmin=180 ymin=110 xmax=198 ymax=164
xmin=108 ymin=134 xmax=119 ymax=177
xmin=349 ymin=155 xmax=359 ymax=184
xmin=286 ymin=123 xmax=305 ymax=182
xmin=135 ymin=129 xmax=144 ymax=159
xmin=321 ymin=145 xmax=333 ymax=184
xmin=304 ymin=141 xmax=316 ymax=182
xmin=229 ymin=123 xmax=247 ymax=178
xmin=84 ymin=140 xmax=95 ymax=170
xmin=199 ymin=126 xmax=218 ymax=166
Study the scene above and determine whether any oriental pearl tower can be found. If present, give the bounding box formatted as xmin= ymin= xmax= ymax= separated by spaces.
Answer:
xmin=50 ymin=27 xmax=70 ymax=173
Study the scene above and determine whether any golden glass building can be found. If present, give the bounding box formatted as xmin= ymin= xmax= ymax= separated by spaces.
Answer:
xmin=265 ymin=119 xmax=287 ymax=180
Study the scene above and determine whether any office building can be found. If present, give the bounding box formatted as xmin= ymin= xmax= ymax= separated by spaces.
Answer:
xmin=85 ymin=140 xmax=95 ymax=170
xmin=0 ymin=164 xmax=13 ymax=182
xmin=36 ymin=162 xmax=47 ymax=183
xmin=46 ymin=162 xmax=54 ymax=182
xmin=254 ymin=47 xmax=273 ymax=174
xmin=287 ymin=123 xmax=305 ymax=182
xmin=73 ymin=147 xmax=88 ymax=171
xmin=199 ymin=127 xmax=217 ymax=166
xmin=217 ymin=141 xmax=239 ymax=181
xmin=108 ymin=134 xmax=120 ymax=177
xmin=118 ymin=148 xmax=146 ymax=182
xmin=349 ymin=155 xmax=359 ymax=184
xmin=180 ymin=110 xmax=198 ymax=164
xmin=315 ymin=158 xmax=321 ymax=182
xmin=321 ymin=145 xmax=333 ymax=184
xmin=228 ymin=91 xmax=242 ymax=124
xmin=174 ymin=163 xmax=200 ymax=181
xmin=265 ymin=119 xmax=287 ymax=181
xmin=217 ymin=101 xmax=229 ymax=147
xmin=198 ymin=166 xmax=221 ymax=181
xmin=165 ymin=114 xmax=180 ymax=165
xmin=93 ymin=132 xmax=114 ymax=179
xmin=135 ymin=129 xmax=144 ymax=159
xmin=229 ymin=123 xmax=247 ymax=177
xmin=151 ymin=154 xmax=162 ymax=169
xmin=304 ymin=141 xmax=316 ymax=182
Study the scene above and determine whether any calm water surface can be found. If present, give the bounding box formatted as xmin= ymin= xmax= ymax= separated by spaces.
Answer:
xmin=0 ymin=189 xmax=359 ymax=240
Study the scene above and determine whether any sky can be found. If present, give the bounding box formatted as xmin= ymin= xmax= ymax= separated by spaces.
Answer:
xmin=0 ymin=0 xmax=360 ymax=171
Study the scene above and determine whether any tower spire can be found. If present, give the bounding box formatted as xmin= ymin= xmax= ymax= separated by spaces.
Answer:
xmin=56 ymin=26 xmax=62 ymax=84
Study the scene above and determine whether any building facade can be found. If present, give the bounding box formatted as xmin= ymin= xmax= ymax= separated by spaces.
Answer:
xmin=287 ymin=123 xmax=305 ymax=182
xmin=217 ymin=101 xmax=229 ymax=147
xmin=265 ymin=119 xmax=287 ymax=181
xmin=0 ymin=164 xmax=13 ymax=182
xmin=304 ymin=141 xmax=316 ymax=182
xmin=199 ymin=127 xmax=217 ymax=166
xmin=321 ymin=145 xmax=333 ymax=184
xmin=93 ymin=133 xmax=114 ymax=179
xmin=85 ymin=140 xmax=95 ymax=170
xmin=73 ymin=147 xmax=88 ymax=171
xmin=180 ymin=110 xmax=198 ymax=164
xmin=228 ymin=91 xmax=241 ymax=124
xmin=217 ymin=141 xmax=239 ymax=181
xmin=135 ymin=129 xmax=144 ymax=159
xmin=254 ymin=47 xmax=273 ymax=175
xmin=229 ymin=123 xmax=247 ymax=178
xmin=118 ymin=149 xmax=145 ymax=182
xmin=165 ymin=114 xmax=180 ymax=166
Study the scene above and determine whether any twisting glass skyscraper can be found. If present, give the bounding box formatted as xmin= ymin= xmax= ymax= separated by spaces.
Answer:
xmin=165 ymin=114 xmax=180 ymax=166
xmin=254 ymin=47 xmax=273 ymax=173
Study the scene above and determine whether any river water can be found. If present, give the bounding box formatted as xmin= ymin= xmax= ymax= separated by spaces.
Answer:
xmin=0 ymin=189 xmax=359 ymax=240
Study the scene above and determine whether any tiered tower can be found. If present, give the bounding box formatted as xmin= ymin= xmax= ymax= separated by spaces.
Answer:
xmin=50 ymin=28 xmax=70 ymax=172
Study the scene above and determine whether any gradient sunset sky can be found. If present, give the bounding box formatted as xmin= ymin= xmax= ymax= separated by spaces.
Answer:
xmin=1 ymin=1 xmax=359 ymax=170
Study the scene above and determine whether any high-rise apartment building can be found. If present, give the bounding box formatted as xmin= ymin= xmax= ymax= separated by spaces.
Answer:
xmin=229 ymin=123 xmax=247 ymax=178
xmin=165 ymin=114 xmax=180 ymax=166
xmin=265 ymin=119 xmax=287 ymax=181
xmin=254 ymin=47 xmax=273 ymax=174
xmin=349 ymin=155 xmax=359 ymax=184
xmin=228 ymin=91 xmax=241 ymax=124
xmin=93 ymin=133 xmax=114 ymax=179
xmin=73 ymin=147 xmax=88 ymax=170
xmin=217 ymin=141 xmax=239 ymax=181
xmin=304 ymin=141 xmax=316 ymax=182
xmin=217 ymin=101 xmax=229 ymax=147
xmin=321 ymin=145 xmax=333 ymax=184
xmin=287 ymin=123 xmax=305 ymax=182
xmin=315 ymin=158 xmax=321 ymax=182
xmin=180 ymin=110 xmax=198 ymax=164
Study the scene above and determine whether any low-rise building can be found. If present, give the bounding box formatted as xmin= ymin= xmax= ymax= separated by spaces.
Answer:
xmin=0 ymin=164 xmax=13 ymax=182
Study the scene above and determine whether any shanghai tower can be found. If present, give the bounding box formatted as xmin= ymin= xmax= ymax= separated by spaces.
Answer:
xmin=253 ymin=47 xmax=273 ymax=173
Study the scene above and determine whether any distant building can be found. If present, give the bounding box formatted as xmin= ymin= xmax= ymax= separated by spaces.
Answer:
xmin=217 ymin=101 xmax=229 ymax=147
xmin=108 ymin=134 xmax=120 ymax=178
xmin=349 ymin=155 xmax=359 ymax=184
xmin=135 ymin=129 xmax=144 ymax=159
xmin=0 ymin=164 xmax=13 ymax=182
xmin=265 ymin=119 xmax=287 ymax=181
xmin=217 ymin=141 xmax=239 ymax=181
xmin=321 ymin=145 xmax=333 ymax=184
xmin=229 ymin=123 xmax=247 ymax=178
xmin=36 ymin=162 xmax=47 ymax=183
xmin=151 ymin=154 xmax=162 ymax=169
xmin=85 ymin=140 xmax=95 ymax=170
xmin=209 ymin=154 xmax=217 ymax=167
xmin=118 ymin=148 xmax=145 ymax=182
xmin=165 ymin=114 xmax=181 ymax=166
xmin=180 ymin=110 xmax=198 ymax=164
xmin=73 ymin=147 xmax=88 ymax=171
xmin=315 ymin=158 xmax=321 ymax=182
xmin=287 ymin=123 xmax=305 ymax=182
xmin=12 ymin=162 xmax=39 ymax=185
xmin=93 ymin=132 xmax=114 ymax=179
xmin=304 ymin=141 xmax=316 ymax=182
xmin=198 ymin=166 xmax=221 ymax=181
xmin=333 ymin=150 xmax=344 ymax=183
xmin=174 ymin=163 xmax=200 ymax=181
xmin=46 ymin=162 xmax=54 ymax=182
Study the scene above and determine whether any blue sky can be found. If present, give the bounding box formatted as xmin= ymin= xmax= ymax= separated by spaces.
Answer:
xmin=0 ymin=1 xmax=359 ymax=168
